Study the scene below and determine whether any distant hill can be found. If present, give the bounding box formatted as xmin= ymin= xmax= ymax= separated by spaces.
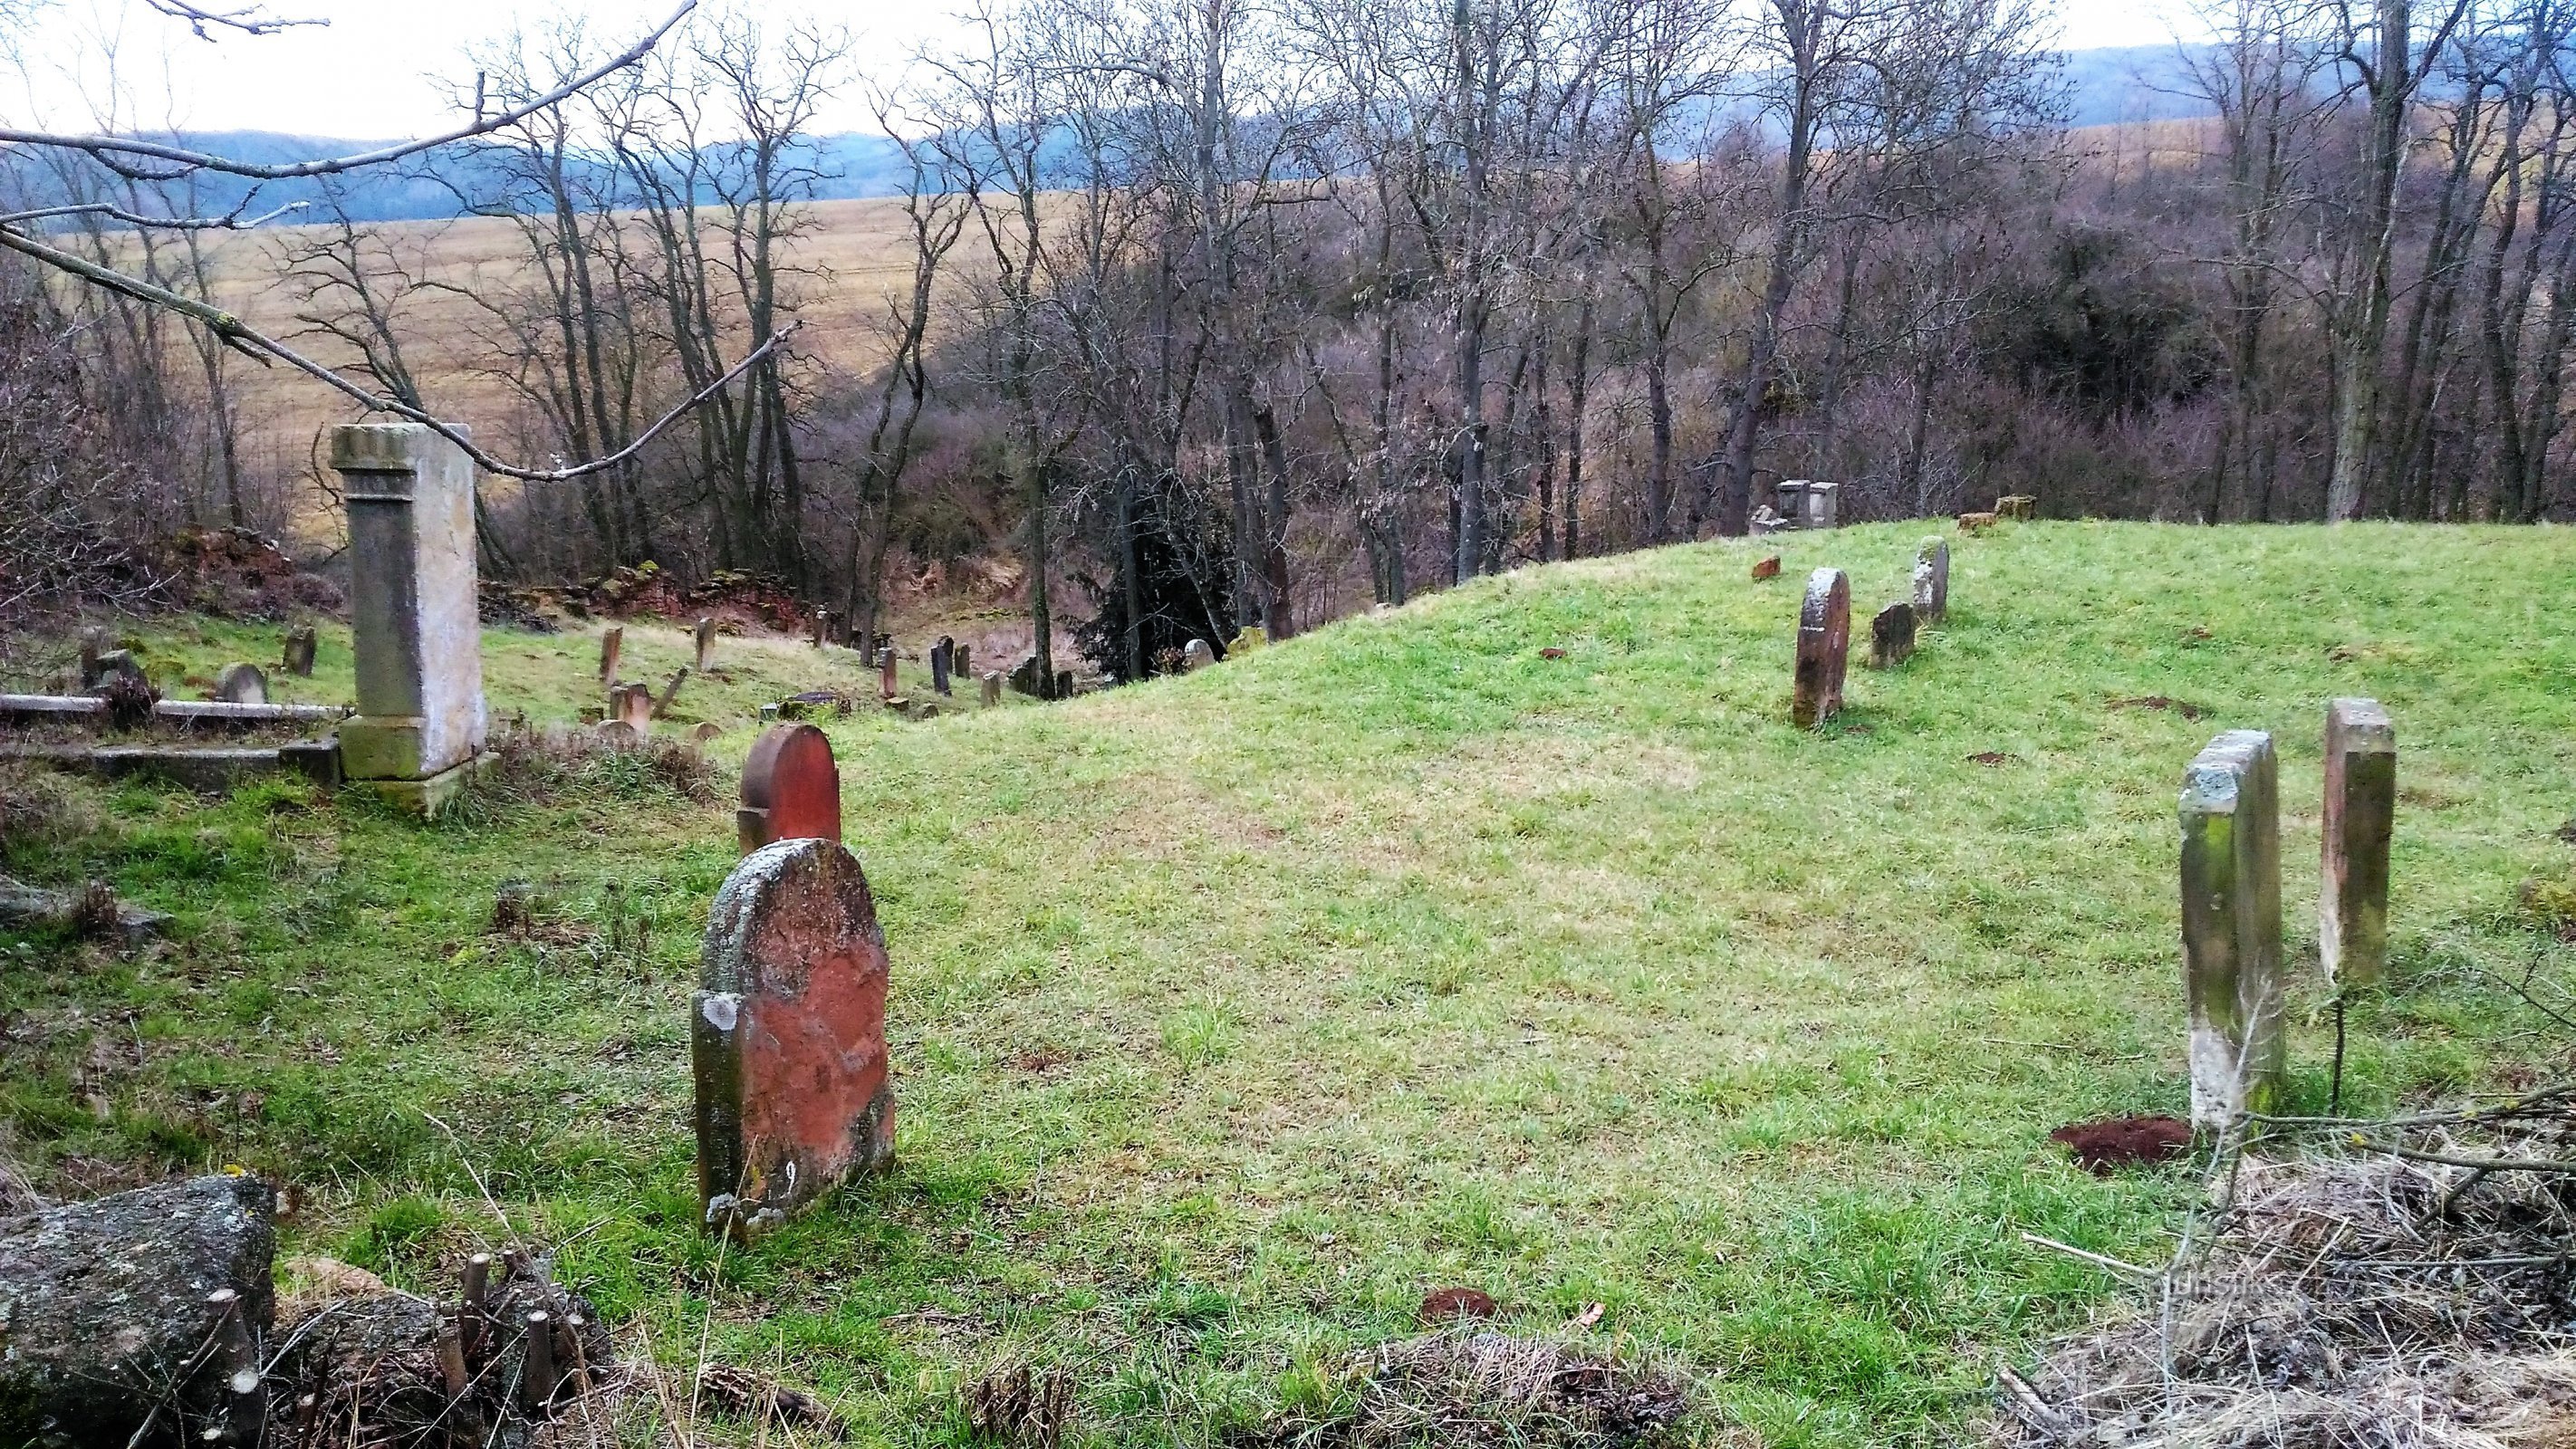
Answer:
xmin=2056 ymin=44 xmax=2223 ymax=128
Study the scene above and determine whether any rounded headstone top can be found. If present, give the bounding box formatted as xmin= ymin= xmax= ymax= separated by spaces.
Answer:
xmin=740 ymin=723 xmax=841 ymax=847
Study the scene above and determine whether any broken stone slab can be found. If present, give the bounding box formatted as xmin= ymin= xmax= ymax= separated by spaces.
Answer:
xmin=1913 ymin=537 xmax=1948 ymax=625
xmin=0 ymin=872 xmax=170 ymax=945
xmin=695 ymin=837 xmax=892 ymax=1236
xmin=212 ymin=663 xmax=267 ymax=705
xmin=1791 ymin=568 xmax=1850 ymax=729
xmin=2321 ymin=698 xmax=2397 ymax=986
xmin=1867 ymin=601 xmax=1916 ymax=669
xmin=738 ymin=723 xmax=841 ymax=854
xmin=2181 ymin=729 xmax=2286 ymax=1132
xmin=0 ymin=1174 xmax=275 ymax=1447
xmin=0 ymin=741 xmax=332 ymax=798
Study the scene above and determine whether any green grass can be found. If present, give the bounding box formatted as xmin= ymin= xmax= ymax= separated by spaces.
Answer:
xmin=5 ymin=522 xmax=2574 ymax=1447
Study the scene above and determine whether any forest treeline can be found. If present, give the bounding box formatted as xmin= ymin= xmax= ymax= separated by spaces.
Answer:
xmin=6 ymin=0 xmax=2573 ymax=685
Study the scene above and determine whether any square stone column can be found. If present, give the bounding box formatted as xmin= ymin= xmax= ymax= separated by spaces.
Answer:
xmin=331 ymin=424 xmax=487 ymax=815
xmin=2180 ymin=729 xmax=2285 ymax=1132
xmin=2322 ymin=698 xmax=2396 ymax=985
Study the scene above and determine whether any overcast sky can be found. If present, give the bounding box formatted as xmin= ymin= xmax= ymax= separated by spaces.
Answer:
xmin=8 ymin=0 xmax=2209 ymax=139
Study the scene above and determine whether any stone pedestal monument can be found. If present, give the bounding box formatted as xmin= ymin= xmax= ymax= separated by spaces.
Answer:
xmin=331 ymin=424 xmax=488 ymax=816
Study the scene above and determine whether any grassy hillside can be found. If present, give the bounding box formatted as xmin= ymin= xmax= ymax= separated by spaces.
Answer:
xmin=5 ymin=522 xmax=2573 ymax=1446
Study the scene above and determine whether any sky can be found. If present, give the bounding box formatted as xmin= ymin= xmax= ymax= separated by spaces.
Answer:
xmin=5 ymin=0 xmax=2208 ymax=139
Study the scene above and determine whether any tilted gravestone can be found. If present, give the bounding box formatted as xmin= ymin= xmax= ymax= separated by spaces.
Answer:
xmin=694 ymin=617 xmax=717 ymax=672
xmin=694 ymin=837 xmax=893 ymax=1236
xmin=332 ymin=423 xmax=487 ymax=815
xmin=2180 ymin=729 xmax=2285 ymax=1132
xmin=2321 ymin=699 xmax=2396 ymax=985
xmin=1912 ymin=537 xmax=1948 ymax=625
xmin=1867 ymin=602 xmax=1915 ymax=669
xmin=981 ymin=670 xmax=1003 ymax=706
xmin=737 ymin=723 xmax=841 ymax=855
xmin=598 ymin=627 xmax=622 ymax=685
xmin=1791 ymin=568 xmax=1850 ymax=729
xmin=1182 ymin=638 xmax=1214 ymax=672
xmin=282 ymin=626 xmax=317 ymax=677
xmin=213 ymin=663 xmax=268 ymax=705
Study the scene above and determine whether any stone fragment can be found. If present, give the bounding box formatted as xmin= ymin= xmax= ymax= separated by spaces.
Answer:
xmin=1867 ymin=601 xmax=1916 ymax=669
xmin=694 ymin=617 xmax=716 ymax=672
xmin=1751 ymin=555 xmax=1781 ymax=581
xmin=2321 ymin=698 xmax=2396 ymax=986
xmin=1229 ymin=626 xmax=1267 ymax=654
xmin=1791 ymin=568 xmax=1850 ymax=729
xmin=1995 ymin=494 xmax=2036 ymax=521
xmin=0 ymin=872 xmax=169 ymax=945
xmin=695 ymin=837 xmax=893 ymax=1236
xmin=213 ymin=663 xmax=268 ymax=705
xmin=0 ymin=1174 xmax=275 ymax=1447
xmin=1912 ymin=536 xmax=1949 ymax=625
xmin=282 ymin=625 xmax=318 ymax=677
xmin=737 ymin=723 xmax=841 ymax=854
xmin=1182 ymin=638 xmax=1214 ymax=671
xmin=332 ymin=424 xmax=487 ymax=815
xmin=598 ymin=626 xmax=623 ymax=685
xmin=2180 ymin=729 xmax=2285 ymax=1132
xmin=981 ymin=671 xmax=1002 ymax=706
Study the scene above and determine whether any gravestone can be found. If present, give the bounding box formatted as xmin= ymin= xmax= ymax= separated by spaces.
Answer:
xmin=2180 ymin=729 xmax=2285 ymax=1132
xmin=1912 ymin=537 xmax=1949 ymax=625
xmin=812 ymin=610 xmax=836 ymax=648
xmin=1956 ymin=511 xmax=1998 ymax=534
xmin=1056 ymin=669 xmax=1073 ymax=699
xmin=1995 ymin=494 xmax=2035 ymax=521
xmin=612 ymin=683 xmax=654 ymax=732
xmin=981 ymin=671 xmax=1002 ymax=706
xmin=1867 ymin=602 xmax=1915 ymax=669
xmin=78 ymin=627 xmax=110 ymax=689
xmin=694 ymin=617 xmax=716 ymax=672
xmin=282 ymin=626 xmax=317 ymax=677
xmin=1777 ymin=480 xmax=1839 ymax=530
xmin=332 ymin=423 xmax=488 ymax=816
xmin=694 ymin=836 xmax=893 ymax=1236
xmin=737 ymin=723 xmax=841 ymax=855
xmin=594 ymin=719 xmax=640 ymax=747
xmin=878 ymin=648 xmax=899 ymax=700
xmin=213 ymin=663 xmax=267 ymax=705
xmin=2321 ymin=699 xmax=2397 ymax=986
xmin=598 ymin=627 xmax=623 ymax=685
xmin=653 ymin=668 xmax=689 ymax=717
xmin=1182 ymin=638 xmax=1214 ymax=672
xmin=692 ymin=721 xmax=725 ymax=746
xmin=1791 ymin=569 xmax=1850 ymax=729
xmin=1751 ymin=555 xmax=1781 ymax=581
xmin=954 ymin=641 xmax=971 ymax=678
xmin=931 ymin=637 xmax=954 ymax=696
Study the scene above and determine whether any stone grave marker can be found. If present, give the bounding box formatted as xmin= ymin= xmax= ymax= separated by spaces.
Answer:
xmin=693 ymin=836 xmax=894 ymax=1237
xmin=981 ymin=671 xmax=1002 ymax=706
xmin=694 ymin=617 xmax=717 ymax=672
xmin=1791 ymin=568 xmax=1850 ymax=729
xmin=283 ymin=626 xmax=317 ymax=677
xmin=1956 ymin=511 xmax=1998 ymax=533
xmin=653 ymin=668 xmax=689 ymax=718
xmin=1183 ymin=638 xmax=1214 ymax=671
xmin=78 ymin=627 xmax=110 ymax=689
xmin=594 ymin=719 xmax=641 ymax=747
xmin=878 ymin=648 xmax=899 ymax=700
xmin=737 ymin=722 xmax=841 ymax=855
xmin=931 ymin=637 xmax=954 ymax=696
xmin=1867 ymin=602 xmax=1915 ymax=669
xmin=812 ymin=610 xmax=836 ymax=648
xmin=1996 ymin=494 xmax=2035 ymax=521
xmin=213 ymin=663 xmax=268 ymax=705
xmin=954 ymin=641 xmax=972 ymax=678
xmin=2321 ymin=699 xmax=2396 ymax=986
xmin=598 ymin=626 xmax=623 ymax=686
xmin=1912 ymin=537 xmax=1948 ymax=625
xmin=692 ymin=722 xmax=725 ymax=745
xmin=2180 ymin=729 xmax=2285 ymax=1131
xmin=1751 ymin=555 xmax=1781 ymax=581
xmin=332 ymin=423 xmax=487 ymax=815
xmin=612 ymin=684 xmax=655 ymax=731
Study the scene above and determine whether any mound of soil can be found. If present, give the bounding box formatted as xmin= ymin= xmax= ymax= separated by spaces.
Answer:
xmin=130 ymin=527 xmax=342 ymax=620
xmin=1420 ymin=1287 xmax=1499 ymax=1323
xmin=2051 ymin=1116 xmax=2191 ymax=1174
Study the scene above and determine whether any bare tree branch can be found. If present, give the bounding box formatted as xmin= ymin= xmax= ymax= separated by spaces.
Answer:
xmin=142 ymin=1 xmax=324 ymax=40
xmin=0 ymin=199 xmax=306 ymax=229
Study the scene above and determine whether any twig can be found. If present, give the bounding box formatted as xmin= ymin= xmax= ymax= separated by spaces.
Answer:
xmin=2021 ymin=1231 xmax=2159 ymax=1280
xmin=0 ymin=199 xmax=307 ymax=229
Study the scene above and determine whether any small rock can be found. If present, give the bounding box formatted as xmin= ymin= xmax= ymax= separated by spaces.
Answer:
xmin=1419 ymin=1287 xmax=1499 ymax=1324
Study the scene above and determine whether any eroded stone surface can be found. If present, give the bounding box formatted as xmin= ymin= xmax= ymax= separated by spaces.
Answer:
xmin=1792 ymin=568 xmax=1850 ymax=729
xmin=1913 ymin=537 xmax=1948 ymax=624
xmin=694 ymin=839 xmax=892 ymax=1235
xmin=1868 ymin=601 xmax=1916 ymax=669
xmin=737 ymin=723 xmax=841 ymax=854
xmin=2322 ymin=698 xmax=2396 ymax=985
xmin=2181 ymin=729 xmax=2285 ymax=1131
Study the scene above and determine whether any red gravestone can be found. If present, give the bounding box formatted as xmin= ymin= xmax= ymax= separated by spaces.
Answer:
xmin=1792 ymin=568 xmax=1850 ymax=728
xmin=1751 ymin=554 xmax=1781 ymax=581
xmin=738 ymin=724 xmax=842 ymax=855
xmin=694 ymin=837 xmax=892 ymax=1236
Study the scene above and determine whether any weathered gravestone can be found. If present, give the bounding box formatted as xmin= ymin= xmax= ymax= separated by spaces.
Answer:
xmin=878 ymin=648 xmax=899 ymax=700
xmin=213 ymin=663 xmax=268 ymax=705
xmin=1867 ymin=602 xmax=1916 ymax=669
xmin=981 ymin=670 xmax=1003 ymax=706
xmin=1791 ymin=568 xmax=1850 ymax=729
xmin=598 ymin=626 xmax=622 ymax=685
xmin=694 ymin=617 xmax=717 ymax=672
xmin=953 ymin=641 xmax=972 ymax=678
xmin=1182 ymin=638 xmax=1214 ymax=672
xmin=1995 ymin=494 xmax=2036 ymax=521
xmin=737 ymin=722 xmax=841 ymax=855
xmin=77 ymin=627 xmax=110 ymax=689
xmin=694 ymin=837 xmax=893 ymax=1236
xmin=611 ymin=682 xmax=655 ymax=732
xmin=2321 ymin=698 xmax=2397 ymax=986
xmin=931 ymin=637 xmax=954 ymax=696
xmin=1751 ymin=555 xmax=1781 ymax=581
xmin=1777 ymin=480 xmax=1840 ymax=530
xmin=594 ymin=719 xmax=641 ymax=748
xmin=2180 ymin=729 xmax=2285 ymax=1132
xmin=812 ymin=610 xmax=836 ymax=648
xmin=283 ymin=625 xmax=318 ymax=677
xmin=1912 ymin=536 xmax=1948 ymax=625
xmin=332 ymin=423 xmax=487 ymax=815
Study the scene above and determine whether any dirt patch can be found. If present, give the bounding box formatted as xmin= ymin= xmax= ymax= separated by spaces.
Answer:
xmin=2110 ymin=696 xmax=2209 ymax=721
xmin=1247 ymin=1330 xmax=1690 ymax=1448
xmin=1420 ymin=1287 xmax=1499 ymax=1324
xmin=2049 ymin=1116 xmax=2190 ymax=1174
xmin=149 ymin=527 xmax=342 ymax=619
xmin=1967 ymin=752 xmax=2021 ymax=767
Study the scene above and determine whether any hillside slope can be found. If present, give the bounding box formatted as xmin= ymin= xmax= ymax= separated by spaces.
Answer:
xmin=4 ymin=522 xmax=2571 ymax=1446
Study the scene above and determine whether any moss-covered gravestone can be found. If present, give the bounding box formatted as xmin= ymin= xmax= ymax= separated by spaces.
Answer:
xmin=2180 ymin=729 xmax=2285 ymax=1132
xmin=1792 ymin=568 xmax=1850 ymax=728
xmin=2322 ymin=698 xmax=2396 ymax=985
xmin=694 ymin=838 xmax=893 ymax=1237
